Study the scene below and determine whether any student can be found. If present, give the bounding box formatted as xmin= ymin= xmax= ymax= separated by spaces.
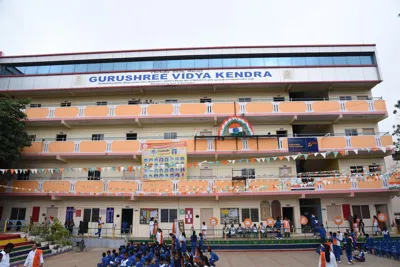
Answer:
xmin=180 ymin=232 xmax=187 ymax=253
xmin=95 ymin=216 xmax=104 ymax=238
xmin=0 ymin=243 xmax=14 ymax=267
xmin=343 ymin=232 xmax=353 ymax=265
xmin=135 ymin=254 xmax=144 ymax=267
xmin=274 ymin=216 xmax=282 ymax=239
xmin=156 ymin=228 xmax=164 ymax=244
xmin=353 ymin=244 xmax=365 ymax=262
xmin=106 ymin=250 xmax=113 ymax=263
xmin=174 ymin=252 xmax=182 ymax=267
xmin=149 ymin=217 xmax=155 ymax=238
xmin=383 ymin=227 xmax=390 ymax=241
xmin=332 ymin=232 xmax=341 ymax=263
xmin=259 ymin=222 xmax=266 ymax=237
xmin=222 ymin=223 xmax=228 ymax=238
xmin=318 ymin=243 xmax=337 ymax=267
xmin=352 ymin=217 xmax=359 ymax=239
xmin=199 ymin=233 xmax=205 ymax=252
xmin=283 ymin=217 xmax=290 ymax=238
xmin=97 ymin=252 xmax=109 ymax=267
xmin=183 ymin=252 xmax=194 ymax=267
xmin=359 ymin=219 xmax=365 ymax=237
xmin=236 ymin=224 xmax=244 ymax=238
xmin=122 ymin=221 xmax=128 ymax=234
xmin=349 ymin=229 xmax=357 ymax=249
xmin=201 ymin=222 xmax=208 ymax=240
xmin=372 ymin=215 xmax=381 ymax=236
xmin=252 ymin=223 xmax=258 ymax=238
xmin=23 ymin=243 xmax=44 ymax=267
xmin=319 ymin=224 xmax=327 ymax=241
xmin=199 ymin=255 xmax=210 ymax=267
xmin=208 ymin=248 xmax=219 ymax=267
xmin=190 ymin=231 xmax=197 ymax=254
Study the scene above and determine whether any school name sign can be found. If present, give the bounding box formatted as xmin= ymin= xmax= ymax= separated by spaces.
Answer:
xmin=79 ymin=69 xmax=284 ymax=87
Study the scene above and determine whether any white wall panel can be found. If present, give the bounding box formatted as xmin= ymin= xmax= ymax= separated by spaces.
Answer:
xmin=45 ymin=76 xmax=60 ymax=88
xmin=20 ymin=77 xmax=35 ymax=89
xmin=32 ymin=76 xmax=48 ymax=89
xmin=307 ymin=68 xmax=323 ymax=80
xmin=293 ymin=68 xmax=308 ymax=81
xmin=363 ymin=67 xmax=380 ymax=80
xmin=348 ymin=67 xmax=365 ymax=80
xmin=0 ymin=77 xmax=10 ymax=89
xmin=335 ymin=68 xmax=351 ymax=81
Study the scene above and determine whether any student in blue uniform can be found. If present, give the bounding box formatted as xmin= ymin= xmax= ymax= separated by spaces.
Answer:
xmin=319 ymin=224 xmax=326 ymax=241
xmin=180 ymin=232 xmax=187 ymax=253
xmin=383 ymin=227 xmax=390 ymax=241
xmin=106 ymin=250 xmax=113 ymax=262
xmin=190 ymin=231 xmax=197 ymax=254
xmin=208 ymin=248 xmax=219 ymax=267
xmin=173 ymin=235 xmax=181 ymax=253
xmin=363 ymin=234 xmax=374 ymax=253
xmin=343 ymin=232 xmax=353 ymax=265
xmin=121 ymin=252 xmax=133 ymax=267
xmin=274 ymin=216 xmax=282 ymax=239
xmin=183 ymin=252 xmax=194 ymax=267
xmin=349 ymin=229 xmax=357 ymax=250
xmin=199 ymin=233 xmax=205 ymax=252
xmin=136 ymin=253 xmax=144 ymax=267
xmin=97 ymin=252 xmax=110 ymax=267
xmin=174 ymin=252 xmax=182 ymax=267
xmin=332 ymin=232 xmax=341 ymax=263
xmin=353 ymin=244 xmax=365 ymax=262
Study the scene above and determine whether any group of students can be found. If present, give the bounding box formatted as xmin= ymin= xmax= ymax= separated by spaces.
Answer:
xmin=0 ymin=242 xmax=44 ymax=267
xmin=97 ymin=231 xmax=218 ymax=267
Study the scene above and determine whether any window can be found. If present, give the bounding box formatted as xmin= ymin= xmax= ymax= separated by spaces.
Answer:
xmin=91 ymin=208 xmax=100 ymax=222
xmin=241 ymin=208 xmax=259 ymax=222
xmin=339 ymin=96 xmax=352 ymax=101
xmin=92 ymin=134 xmax=104 ymax=141
xmin=128 ymin=99 xmax=140 ymax=105
xmin=56 ymin=134 xmax=67 ymax=141
xmin=83 ymin=209 xmax=91 ymax=222
xmin=345 ymin=129 xmax=358 ymax=136
xmin=368 ymin=165 xmax=381 ymax=173
xmin=87 ymin=63 xmax=101 ymax=72
xmin=165 ymin=99 xmax=178 ymax=103
xmin=362 ymin=128 xmax=375 ymax=135
xmin=60 ymin=102 xmax=71 ymax=107
xmin=126 ymin=133 xmax=137 ymax=140
xmin=10 ymin=208 xmax=26 ymax=220
xmin=238 ymin=98 xmax=251 ymax=102
xmin=160 ymin=209 xmax=178 ymax=223
xmin=352 ymin=205 xmax=371 ymax=219
xmin=114 ymin=62 xmax=127 ymax=71
xmin=326 ymin=205 xmax=342 ymax=221
xmin=273 ymin=96 xmax=285 ymax=102
xmin=96 ymin=101 xmax=107 ymax=106
xmin=100 ymin=63 xmax=114 ymax=72
xmin=164 ymin=132 xmax=177 ymax=139
xmin=88 ymin=170 xmax=101 ymax=180
xmin=357 ymin=96 xmax=370 ymax=100
xmin=62 ymin=65 xmax=74 ymax=73
xmin=29 ymin=135 xmax=36 ymax=142
xmin=241 ymin=168 xmax=255 ymax=178
xmin=29 ymin=104 xmax=42 ymax=108
xmin=350 ymin=166 xmax=364 ymax=174
xmin=200 ymin=98 xmax=212 ymax=103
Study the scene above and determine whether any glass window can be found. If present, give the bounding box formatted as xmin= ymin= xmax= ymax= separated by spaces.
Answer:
xmin=167 ymin=60 xmax=181 ymax=69
xmin=222 ymin=58 xmax=236 ymax=67
xmin=352 ymin=205 xmax=370 ymax=219
xmin=264 ymin=57 xmax=278 ymax=66
xmin=236 ymin=58 xmax=250 ymax=67
xmin=61 ymin=64 xmax=74 ymax=73
xmin=181 ymin=59 xmax=195 ymax=68
xmin=292 ymin=57 xmax=306 ymax=66
xmin=87 ymin=63 xmax=101 ymax=72
xmin=15 ymin=66 xmax=26 ymax=74
xmin=278 ymin=57 xmax=292 ymax=66
xmin=74 ymin=64 xmax=87 ymax=73
xmin=154 ymin=61 xmax=167 ymax=69
xmin=306 ymin=57 xmax=320 ymax=66
xmin=91 ymin=208 xmax=100 ymax=222
xmin=319 ymin=57 xmax=334 ymax=65
xmin=126 ymin=62 xmax=140 ymax=70
xmin=333 ymin=56 xmax=347 ymax=65
xmin=24 ymin=66 xmax=38 ymax=75
xmin=250 ymin=58 xmax=265 ymax=67
xmin=37 ymin=65 xmax=50 ymax=74
xmin=100 ymin=62 xmax=114 ymax=72
xmin=345 ymin=129 xmax=358 ymax=136
xmin=114 ymin=62 xmax=127 ymax=71
xmin=346 ymin=56 xmax=361 ymax=65
xmin=350 ymin=166 xmax=364 ymax=174
xmin=195 ymin=59 xmax=209 ymax=68
xmin=360 ymin=56 xmax=373 ymax=65
xmin=139 ymin=61 xmax=153 ymax=70
xmin=209 ymin=58 xmax=223 ymax=68
xmin=49 ymin=65 xmax=62 ymax=74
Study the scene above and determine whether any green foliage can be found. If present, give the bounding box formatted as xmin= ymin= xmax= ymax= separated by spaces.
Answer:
xmin=49 ymin=218 xmax=70 ymax=244
xmin=0 ymin=97 xmax=32 ymax=168
xmin=393 ymin=100 xmax=400 ymax=150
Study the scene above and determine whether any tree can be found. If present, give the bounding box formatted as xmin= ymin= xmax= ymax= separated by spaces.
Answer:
xmin=393 ymin=100 xmax=400 ymax=159
xmin=0 ymin=98 xmax=32 ymax=168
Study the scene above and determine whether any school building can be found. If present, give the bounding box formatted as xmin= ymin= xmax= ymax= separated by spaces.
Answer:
xmin=0 ymin=44 xmax=398 ymax=237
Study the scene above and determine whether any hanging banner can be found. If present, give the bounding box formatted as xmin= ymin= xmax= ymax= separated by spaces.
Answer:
xmin=288 ymin=137 xmax=319 ymax=153
xmin=141 ymin=141 xmax=187 ymax=179
xmin=185 ymin=208 xmax=194 ymax=224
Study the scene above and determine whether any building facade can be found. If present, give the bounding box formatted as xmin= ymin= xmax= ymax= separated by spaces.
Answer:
xmin=0 ymin=44 xmax=398 ymax=237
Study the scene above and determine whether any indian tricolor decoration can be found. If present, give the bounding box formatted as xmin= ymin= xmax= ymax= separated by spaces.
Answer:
xmin=218 ymin=116 xmax=254 ymax=136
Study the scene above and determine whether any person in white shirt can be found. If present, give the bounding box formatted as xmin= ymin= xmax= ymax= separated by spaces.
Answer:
xmin=318 ymin=243 xmax=337 ymax=267
xmin=24 ymin=243 xmax=44 ymax=267
xmin=149 ymin=217 xmax=155 ymax=238
xmin=0 ymin=243 xmax=14 ymax=267
xmin=201 ymin=222 xmax=208 ymax=240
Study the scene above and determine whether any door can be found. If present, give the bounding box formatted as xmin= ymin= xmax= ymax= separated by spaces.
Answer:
xmin=46 ymin=207 xmax=58 ymax=222
xmin=200 ymin=208 xmax=213 ymax=237
xmin=342 ymin=204 xmax=351 ymax=218
xmin=65 ymin=207 xmax=74 ymax=222
xmin=32 ymin=207 xmax=40 ymax=222
xmin=375 ymin=204 xmax=389 ymax=225
xmin=282 ymin=207 xmax=294 ymax=231
xmin=121 ymin=209 xmax=133 ymax=234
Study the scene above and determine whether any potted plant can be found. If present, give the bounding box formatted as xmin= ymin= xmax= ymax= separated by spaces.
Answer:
xmin=65 ymin=240 xmax=73 ymax=250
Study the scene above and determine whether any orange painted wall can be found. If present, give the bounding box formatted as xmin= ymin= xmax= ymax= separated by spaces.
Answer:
xmin=80 ymin=141 xmax=107 ymax=153
xmin=381 ymin=136 xmax=393 ymax=147
xmin=318 ymin=137 xmax=346 ymax=149
xmin=84 ymin=106 xmax=109 ymax=117
xmin=178 ymin=180 xmax=209 ymax=193
xmin=190 ymin=139 xmax=208 ymax=152
xmin=258 ymin=138 xmax=279 ymax=150
xmin=246 ymin=103 xmax=273 ymax=113
xmin=279 ymin=102 xmax=307 ymax=113
xmin=216 ymin=139 xmax=237 ymax=151
xmin=351 ymin=136 xmax=376 ymax=148
xmin=23 ymin=142 xmax=44 ymax=153
xmin=249 ymin=179 xmax=281 ymax=191
xmin=212 ymin=103 xmax=237 ymax=114
xmin=142 ymin=180 xmax=173 ymax=193
xmin=75 ymin=181 xmax=104 ymax=193
xmin=374 ymin=100 xmax=387 ymax=111
xmin=54 ymin=107 xmax=79 ymax=118
xmin=42 ymin=181 xmax=70 ymax=193
xmin=345 ymin=101 xmax=369 ymax=112
xmin=312 ymin=101 xmax=340 ymax=113
xmin=108 ymin=181 xmax=138 ymax=193
xmin=114 ymin=105 xmax=141 ymax=116
xmin=10 ymin=181 xmax=39 ymax=192
xmin=111 ymin=141 xmax=139 ymax=152
xmin=48 ymin=141 xmax=75 ymax=153
xmin=357 ymin=178 xmax=382 ymax=189
xmin=26 ymin=108 xmax=49 ymax=119
xmin=321 ymin=178 xmax=352 ymax=190
xmin=147 ymin=104 xmax=173 ymax=115
xmin=180 ymin=104 xmax=207 ymax=115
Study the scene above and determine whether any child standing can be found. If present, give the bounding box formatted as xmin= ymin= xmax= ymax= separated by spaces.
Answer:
xmin=201 ymin=222 xmax=208 ymax=240
xmin=180 ymin=232 xmax=187 ymax=253
xmin=274 ymin=217 xmax=282 ymax=240
xmin=332 ymin=232 xmax=341 ymax=263
xmin=190 ymin=231 xmax=197 ymax=254
xmin=199 ymin=233 xmax=205 ymax=252
xmin=343 ymin=232 xmax=353 ymax=265
xmin=383 ymin=227 xmax=390 ymax=241
xmin=319 ymin=224 xmax=326 ymax=242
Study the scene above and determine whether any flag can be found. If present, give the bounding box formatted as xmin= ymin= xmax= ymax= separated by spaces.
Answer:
xmin=228 ymin=123 xmax=243 ymax=135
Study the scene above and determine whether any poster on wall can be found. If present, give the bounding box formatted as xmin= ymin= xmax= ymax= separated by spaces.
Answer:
xmin=141 ymin=141 xmax=187 ymax=179
xmin=288 ymin=137 xmax=319 ymax=153
xmin=220 ymin=208 xmax=239 ymax=224
xmin=140 ymin=208 xmax=159 ymax=224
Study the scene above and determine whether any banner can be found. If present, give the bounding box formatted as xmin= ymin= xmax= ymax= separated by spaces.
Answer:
xmin=141 ymin=141 xmax=187 ymax=179
xmin=288 ymin=137 xmax=319 ymax=153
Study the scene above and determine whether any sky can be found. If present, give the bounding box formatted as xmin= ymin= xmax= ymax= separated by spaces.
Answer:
xmin=0 ymin=0 xmax=399 ymax=133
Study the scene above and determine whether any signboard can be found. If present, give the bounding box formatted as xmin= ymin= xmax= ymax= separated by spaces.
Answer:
xmin=210 ymin=217 xmax=218 ymax=226
xmin=77 ymin=69 xmax=278 ymax=88
xmin=377 ymin=213 xmax=387 ymax=222
xmin=288 ymin=137 xmax=319 ymax=153
xmin=243 ymin=218 xmax=252 ymax=227
xmin=140 ymin=208 xmax=158 ymax=224
xmin=141 ymin=141 xmax=187 ymax=179
xmin=106 ymin=208 xmax=114 ymax=223
xmin=299 ymin=216 xmax=308 ymax=225
xmin=185 ymin=208 xmax=194 ymax=224
xmin=333 ymin=216 xmax=343 ymax=225
xmin=266 ymin=217 xmax=275 ymax=227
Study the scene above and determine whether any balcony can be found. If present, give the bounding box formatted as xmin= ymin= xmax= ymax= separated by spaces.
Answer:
xmin=21 ymin=134 xmax=393 ymax=157
xmin=24 ymin=98 xmax=387 ymax=126
xmin=2 ymin=173 xmax=398 ymax=196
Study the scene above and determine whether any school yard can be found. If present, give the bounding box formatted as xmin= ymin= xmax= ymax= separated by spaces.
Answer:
xmin=35 ymin=248 xmax=400 ymax=267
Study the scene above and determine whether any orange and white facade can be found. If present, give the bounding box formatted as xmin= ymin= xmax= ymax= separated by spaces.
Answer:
xmin=0 ymin=44 xmax=398 ymax=237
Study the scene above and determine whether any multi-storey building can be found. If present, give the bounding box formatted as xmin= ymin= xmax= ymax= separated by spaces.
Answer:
xmin=0 ymin=44 xmax=398 ymax=237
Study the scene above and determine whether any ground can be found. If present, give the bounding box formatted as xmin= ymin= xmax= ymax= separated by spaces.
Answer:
xmin=32 ymin=248 xmax=400 ymax=267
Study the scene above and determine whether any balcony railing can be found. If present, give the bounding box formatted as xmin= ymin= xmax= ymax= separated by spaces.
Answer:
xmin=24 ymin=98 xmax=387 ymax=121
xmin=22 ymin=134 xmax=393 ymax=155
xmin=1 ymin=174 xmax=397 ymax=195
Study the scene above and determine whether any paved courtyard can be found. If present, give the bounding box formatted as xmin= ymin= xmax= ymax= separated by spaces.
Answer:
xmin=35 ymin=248 xmax=400 ymax=267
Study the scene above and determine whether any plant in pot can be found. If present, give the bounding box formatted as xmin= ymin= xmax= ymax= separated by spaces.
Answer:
xmin=28 ymin=224 xmax=41 ymax=241
xmin=65 ymin=240 xmax=73 ymax=250
xmin=38 ymin=224 xmax=50 ymax=247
